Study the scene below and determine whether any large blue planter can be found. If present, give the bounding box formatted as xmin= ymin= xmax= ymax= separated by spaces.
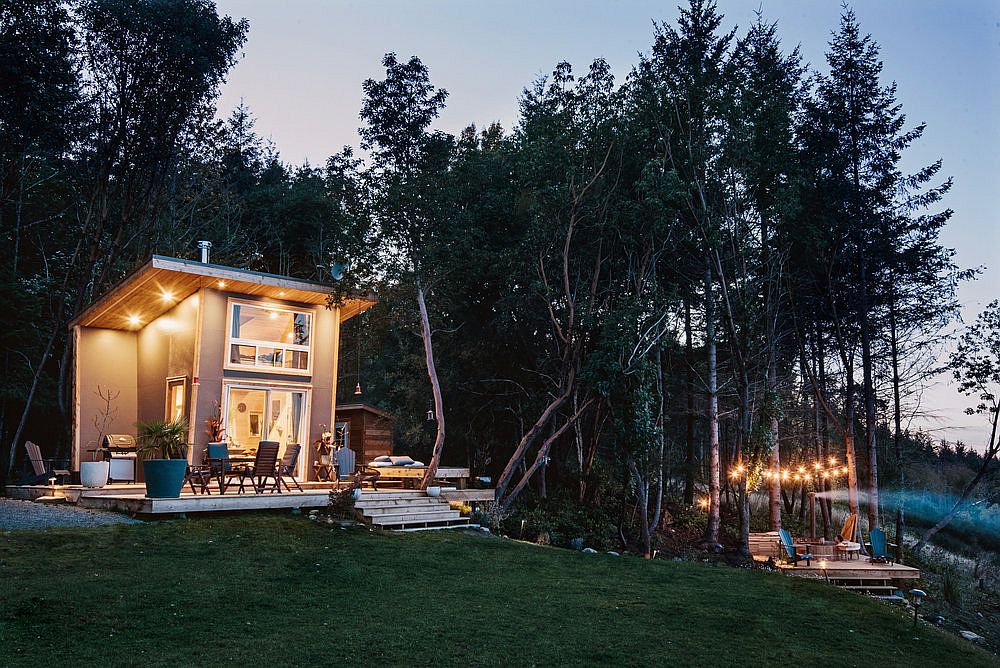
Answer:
xmin=143 ymin=459 xmax=187 ymax=498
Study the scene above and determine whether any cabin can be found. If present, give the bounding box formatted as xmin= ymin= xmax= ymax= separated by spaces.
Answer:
xmin=69 ymin=251 xmax=374 ymax=483
xmin=334 ymin=402 xmax=395 ymax=465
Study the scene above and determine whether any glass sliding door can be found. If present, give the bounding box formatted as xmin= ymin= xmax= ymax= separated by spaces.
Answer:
xmin=224 ymin=384 xmax=309 ymax=478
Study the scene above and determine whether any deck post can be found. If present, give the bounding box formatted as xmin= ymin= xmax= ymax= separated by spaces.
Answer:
xmin=808 ymin=491 xmax=816 ymax=540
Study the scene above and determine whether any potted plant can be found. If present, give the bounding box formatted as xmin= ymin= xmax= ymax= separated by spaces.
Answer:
xmin=137 ymin=418 xmax=189 ymax=498
xmin=80 ymin=449 xmax=110 ymax=488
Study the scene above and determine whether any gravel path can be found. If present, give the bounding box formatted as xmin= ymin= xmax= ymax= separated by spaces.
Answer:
xmin=0 ymin=498 xmax=142 ymax=530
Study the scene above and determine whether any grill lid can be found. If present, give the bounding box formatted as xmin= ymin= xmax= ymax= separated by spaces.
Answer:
xmin=104 ymin=434 xmax=136 ymax=451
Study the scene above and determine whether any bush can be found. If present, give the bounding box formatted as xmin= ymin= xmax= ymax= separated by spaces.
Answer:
xmin=942 ymin=568 xmax=965 ymax=608
xmin=504 ymin=494 xmax=617 ymax=550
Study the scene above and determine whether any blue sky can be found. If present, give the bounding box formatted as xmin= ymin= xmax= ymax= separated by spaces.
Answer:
xmin=214 ymin=0 xmax=1000 ymax=448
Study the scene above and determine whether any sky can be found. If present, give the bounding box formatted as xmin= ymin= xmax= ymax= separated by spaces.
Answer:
xmin=213 ymin=0 xmax=1000 ymax=449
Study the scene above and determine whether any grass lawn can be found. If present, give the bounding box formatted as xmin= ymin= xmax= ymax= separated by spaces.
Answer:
xmin=1 ymin=515 xmax=996 ymax=667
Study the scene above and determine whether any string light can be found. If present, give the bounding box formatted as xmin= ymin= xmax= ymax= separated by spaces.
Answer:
xmin=729 ymin=459 xmax=849 ymax=484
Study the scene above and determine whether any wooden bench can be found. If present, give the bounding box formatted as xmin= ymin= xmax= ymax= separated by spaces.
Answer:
xmin=373 ymin=466 xmax=471 ymax=489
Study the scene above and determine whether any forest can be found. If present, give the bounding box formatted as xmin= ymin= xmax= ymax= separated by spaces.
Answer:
xmin=2 ymin=0 xmax=998 ymax=589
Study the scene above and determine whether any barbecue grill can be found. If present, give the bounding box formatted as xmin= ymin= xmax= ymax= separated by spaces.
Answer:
xmin=103 ymin=434 xmax=137 ymax=482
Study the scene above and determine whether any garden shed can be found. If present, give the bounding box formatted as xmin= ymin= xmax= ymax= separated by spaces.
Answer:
xmin=335 ymin=403 xmax=395 ymax=464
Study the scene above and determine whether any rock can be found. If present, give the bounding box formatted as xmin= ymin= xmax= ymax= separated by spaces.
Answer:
xmin=479 ymin=527 xmax=491 ymax=534
xmin=569 ymin=537 xmax=584 ymax=551
xmin=607 ymin=551 xmax=620 ymax=557
xmin=582 ymin=547 xmax=598 ymax=554
xmin=959 ymin=631 xmax=985 ymax=643
xmin=926 ymin=614 xmax=945 ymax=626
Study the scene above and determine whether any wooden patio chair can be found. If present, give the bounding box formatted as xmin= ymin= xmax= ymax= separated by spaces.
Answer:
xmin=24 ymin=441 xmax=71 ymax=484
xmin=865 ymin=527 xmax=896 ymax=565
xmin=778 ymin=528 xmax=815 ymax=566
xmin=236 ymin=441 xmax=281 ymax=494
xmin=277 ymin=443 xmax=303 ymax=492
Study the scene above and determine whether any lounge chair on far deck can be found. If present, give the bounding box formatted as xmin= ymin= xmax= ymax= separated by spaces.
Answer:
xmin=23 ymin=441 xmax=71 ymax=484
xmin=778 ymin=528 xmax=816 ymax=566
xmin=835 ymin=513 xmax=861 ymax=560
xmin=866 ymin=527 xmax=896 ymax=565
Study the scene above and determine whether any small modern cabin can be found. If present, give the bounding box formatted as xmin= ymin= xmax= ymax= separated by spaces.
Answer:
xmin=69 ymin=254 xmax=374 ymax=481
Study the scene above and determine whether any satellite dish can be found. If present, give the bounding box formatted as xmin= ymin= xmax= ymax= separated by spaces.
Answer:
xmin=329 ymin=260 xmax=351 ymax=281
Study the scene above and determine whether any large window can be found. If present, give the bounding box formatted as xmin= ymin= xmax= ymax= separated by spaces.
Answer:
xmin=224 ymin=384 xmax=309 ymax=478
xmin=227 ymin=300 xmax=312 ymax=373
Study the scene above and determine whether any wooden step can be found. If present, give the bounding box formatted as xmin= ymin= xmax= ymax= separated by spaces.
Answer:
xmin=362 ymin=503 xmax=448 ymax=516
xmin=841 ymin=585 xmax=899 ymax=593
xmin=379 ymin=517 xmax=471 ymax=531
xmin=368 ymin=510 xmax=462 ymax=524
xmin=357 ymin=492 xmax=428 ymax=501
xmin=354 ymin=498 xmax=443 ymax=509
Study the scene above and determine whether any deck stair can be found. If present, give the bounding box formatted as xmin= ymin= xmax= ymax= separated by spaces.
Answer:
xmin=354 ymin=490 xmax=470 ymax=530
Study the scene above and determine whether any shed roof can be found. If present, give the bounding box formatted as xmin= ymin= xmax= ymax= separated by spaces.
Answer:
xmin=335 ymin=402 xmax=396 ymax=420
xmin=70 ymin=255 xmax=375 ymax=330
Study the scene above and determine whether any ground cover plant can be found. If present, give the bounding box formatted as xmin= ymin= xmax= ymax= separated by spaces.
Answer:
xmin=1 ymin=515 xmax=996 ymax=667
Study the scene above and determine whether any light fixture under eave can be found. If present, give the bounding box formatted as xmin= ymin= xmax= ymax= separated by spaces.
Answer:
xmin=161 ymin=289 xmax=175 ymax=302
xmin=217 ymin=280 xmax=227 ymax=288
xmin=127 ymin=314 xmax=142 ymax=328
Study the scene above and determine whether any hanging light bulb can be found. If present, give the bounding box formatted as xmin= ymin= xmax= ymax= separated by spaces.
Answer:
xmin=354 ymin=382 xmax=362 ymax=395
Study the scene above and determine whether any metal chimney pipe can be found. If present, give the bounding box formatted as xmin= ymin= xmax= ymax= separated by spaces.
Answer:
xmin=197 ymin=240 xmax=212 ymax=264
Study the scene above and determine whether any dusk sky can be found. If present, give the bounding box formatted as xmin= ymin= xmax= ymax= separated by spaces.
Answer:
xmin=213 ymin=0 xmax=1000 ymax=448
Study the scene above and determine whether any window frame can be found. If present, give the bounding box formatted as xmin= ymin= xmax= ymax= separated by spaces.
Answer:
xmin=224 ymin=298 xmax=314 ymax=375
xmin=221 ymin=381 xmax=312 ymax=479
xmin=165 ymin=376 xmax=187 ymax=422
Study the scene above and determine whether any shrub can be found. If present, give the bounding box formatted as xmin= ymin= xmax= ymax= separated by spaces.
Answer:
xmin=942 ymin=568 xmax=964 ymax=608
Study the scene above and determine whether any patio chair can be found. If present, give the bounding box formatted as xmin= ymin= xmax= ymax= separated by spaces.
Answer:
xmin=778 ymin=528 xmax=816 ymax=566
xmin=205 ymin=442 xmax=238 ymax=494
xmin=277 ymin=443 xmax=303 ymax=492
xmin=866 ymin=527 xmax=895 ymax=565
xmin=23 ymin=441 xmax=71 ymax=484
xmin=236 ymin=441 xmax=281 ymax=494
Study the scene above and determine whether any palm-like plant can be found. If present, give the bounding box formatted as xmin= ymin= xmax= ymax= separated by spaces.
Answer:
xmin=136 ymin=419 xmax=189 ymax=460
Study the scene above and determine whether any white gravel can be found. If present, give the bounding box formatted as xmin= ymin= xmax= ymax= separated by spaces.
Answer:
xmin=0 ymin=499 xmax=142 ymax=530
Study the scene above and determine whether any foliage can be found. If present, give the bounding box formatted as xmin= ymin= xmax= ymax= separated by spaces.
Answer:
xmin=327 ymin=487 xmax=357 ymax=519
xmin=135 ymin=418 xmax=188 ymax=460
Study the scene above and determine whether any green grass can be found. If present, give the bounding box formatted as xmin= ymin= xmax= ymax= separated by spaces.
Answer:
xmin=1 ymin=516 xmax=996 ymax=667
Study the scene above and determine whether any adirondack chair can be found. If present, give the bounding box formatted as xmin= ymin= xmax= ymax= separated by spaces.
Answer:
xmin=778 ymin=528 xmax=816 ymax=566
xmin=866 ymin=527 xmax=895 ymax=565
xmin=277 ymin=443 xmax=303 ymax=492
xmin=335 ymin=446 xmax=379 ymax=490
xmin=23 ymin=441 xmax=71 ymax=484
xmin=236 ymin=441 xmax=281 ymax=494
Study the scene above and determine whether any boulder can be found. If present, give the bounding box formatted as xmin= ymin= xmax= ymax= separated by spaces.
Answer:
xmin=582 ymin=547 xmax=598 ymax=554
xmin=606 ymin=551 xmax=620 ymax=557
xmin=959 ymin=630 xmax=985 ymax=643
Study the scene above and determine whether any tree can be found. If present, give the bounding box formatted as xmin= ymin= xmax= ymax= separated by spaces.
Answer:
xmin=912 ymin=302 xmax=1000 ymax=554
xmin=359 ymin=53 xmax=451 ymax=489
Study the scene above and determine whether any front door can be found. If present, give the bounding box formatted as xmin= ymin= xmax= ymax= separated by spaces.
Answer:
xmin=224 ymin=385 xmax=309 ymax=478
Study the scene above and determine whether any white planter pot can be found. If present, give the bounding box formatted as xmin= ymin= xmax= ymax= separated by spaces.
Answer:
xmin=426 ymin=486 xmax=441 ymax=498
xmin=80 ymin=461 xmax=110 ymax=488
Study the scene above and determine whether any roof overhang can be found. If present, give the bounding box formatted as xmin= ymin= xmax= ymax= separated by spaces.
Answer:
xmin=70 ymin=255 xmax=376 ymax=331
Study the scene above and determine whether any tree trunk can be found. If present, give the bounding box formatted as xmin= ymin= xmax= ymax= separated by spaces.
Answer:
xmin=416 ymin=280 xmax=446 ymax=490
xmin=889 ymin=294 xmax=905 ymax=561
xmin=860 ymin=290 xmax=880 ymax=530
xmin=684 ymin=296 xmax=696 ymax=506
xmin=704 ymin=264 xmax=721 ymax=545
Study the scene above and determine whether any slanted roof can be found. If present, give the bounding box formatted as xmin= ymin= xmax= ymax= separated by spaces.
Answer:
xmin=70 ymin=255 xmax=375 ymax=331
xmin=335 ymin=402 xmax=396 ymax=421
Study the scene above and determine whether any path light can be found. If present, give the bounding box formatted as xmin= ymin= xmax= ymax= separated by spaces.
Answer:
xmin=820 ymin=559 xmax=829 ymax=583
xmin=910 ymin=589 xmax=927 ymax=633
xmin=48 ymin=477 xmax=56 ymax=488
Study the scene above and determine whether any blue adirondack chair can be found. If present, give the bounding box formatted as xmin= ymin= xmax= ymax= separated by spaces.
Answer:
xmin=867 ymin=527 xmax=895 ymax=565
xmin=778 ymin=528 xmax=815 ymax=566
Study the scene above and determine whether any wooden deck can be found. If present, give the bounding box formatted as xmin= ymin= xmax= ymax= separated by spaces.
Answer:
xmin=5 ymin=482 xmax=495 ymax=518
xmin=776 ymin=559 xmax=920 ymax=583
